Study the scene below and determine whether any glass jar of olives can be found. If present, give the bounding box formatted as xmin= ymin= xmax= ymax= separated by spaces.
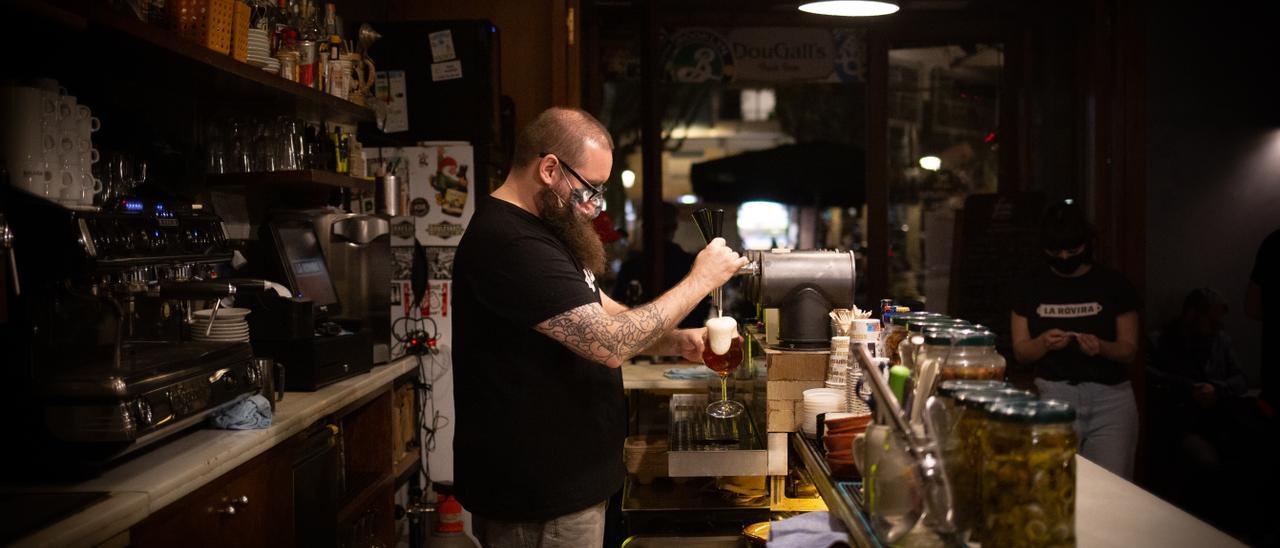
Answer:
xmin=934 ymin=379 xmax=1009 ymax=424
xmin=982 ymin=400 xmax=1078 ymax=548
xmin=945 ymin=388 xmax=1035 ymax=539
xmin=883 ymin=312 xmax=928 ymax=366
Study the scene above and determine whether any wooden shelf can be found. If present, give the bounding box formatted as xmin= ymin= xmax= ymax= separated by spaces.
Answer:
xmin=15 ymin=0 xmax=375 ymax=125
xmin=206 ymin=170 xmax=373 ymax=190
xmin=393 ymin=452 xmax=421 ymax=484
xmin=337 ymin=471 xmax=392 ymax=523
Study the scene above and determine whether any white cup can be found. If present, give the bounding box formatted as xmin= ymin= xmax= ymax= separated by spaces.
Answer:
xmin=76 ymin=169 xmax=102 ymax=206
xmin=54 ymin=168 xmax=80 ymax=205
xmin=56 ymin=94 xmax=76 ymax=124
xmin=1 ymin=85 xmax=57 ymax=160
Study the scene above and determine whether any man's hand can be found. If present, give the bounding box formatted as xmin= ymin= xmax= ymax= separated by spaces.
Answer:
xmin=1191 ymin=383 xmax=1218 ymax=408
xmin=674 ymin=328 xmax=707 ymax=363
xmin=1075 ymin=333 xmax=1101 ymax=356
xmin=1039 ymin=329 xmax=1071 ymax=351
xmin=690 ymin=238 xmax=749 ymax=292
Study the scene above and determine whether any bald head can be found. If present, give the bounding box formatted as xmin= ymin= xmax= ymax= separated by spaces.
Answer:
xmin=512 ymin=107 xmax=614 ymax=169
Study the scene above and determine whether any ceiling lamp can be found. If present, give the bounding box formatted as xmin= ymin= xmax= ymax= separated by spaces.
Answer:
xmin=798 ymin=0 xmax=900 ymax=16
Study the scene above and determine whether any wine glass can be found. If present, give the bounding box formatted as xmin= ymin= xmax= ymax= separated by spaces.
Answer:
xmin=703 ymin=318 xmax=745 ymax=419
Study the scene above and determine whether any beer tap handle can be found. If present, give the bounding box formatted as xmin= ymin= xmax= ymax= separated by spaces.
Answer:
xmin=0 ymin=214 xmax=18 ymax=296
xmin=691 ymin=208 xmax=727 ymax=317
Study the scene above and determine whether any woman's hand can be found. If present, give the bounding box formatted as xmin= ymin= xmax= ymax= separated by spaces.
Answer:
xmin=1040 ymin=328 xmax=1072 ymax=351
xmin=1076 ymin=333 xmax=1101 ymax=356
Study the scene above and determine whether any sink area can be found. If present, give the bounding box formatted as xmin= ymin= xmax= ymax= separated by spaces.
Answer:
xmin=0 ymin=492 xmax=110 ymax=545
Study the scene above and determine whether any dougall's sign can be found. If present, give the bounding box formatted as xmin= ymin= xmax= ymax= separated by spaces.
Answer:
xmin=664 ymin=27 xmax=866 ymax=84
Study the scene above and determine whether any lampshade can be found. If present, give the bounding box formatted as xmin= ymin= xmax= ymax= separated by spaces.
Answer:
xmin=798 ymin=0 xmax=900 ymax=17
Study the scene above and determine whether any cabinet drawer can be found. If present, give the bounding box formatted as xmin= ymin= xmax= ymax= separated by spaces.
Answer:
xmin=132 ymin=447 xmax=292 ymax=548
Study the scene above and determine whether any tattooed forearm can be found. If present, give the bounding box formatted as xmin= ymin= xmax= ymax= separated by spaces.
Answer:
xmin=536 ymin=267 xmax=718 ymax=368
xmin=537 ymin=302 xmax=672 ymax=368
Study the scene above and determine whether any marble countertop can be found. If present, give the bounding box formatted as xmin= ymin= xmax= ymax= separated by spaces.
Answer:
xmin=1075 ymin=456 xmax=1244 ymax=547
xmin=7 ymin=357 xmax=419 ymax=548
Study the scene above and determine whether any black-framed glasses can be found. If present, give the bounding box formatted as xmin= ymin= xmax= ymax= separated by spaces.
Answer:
xmin=540 ymin=152 xmax=605 ymax=202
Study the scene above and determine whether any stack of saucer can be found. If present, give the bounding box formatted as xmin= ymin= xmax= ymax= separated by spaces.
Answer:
xmin=262 ymin=57 xmax=281 ymax=75
xmin=187 ymin=307 xmax=251 ymax=343
xmin=246 ymin=28 xmax=272 ymax=68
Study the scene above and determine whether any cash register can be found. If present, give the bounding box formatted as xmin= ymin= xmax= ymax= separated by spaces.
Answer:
xmin=241 ymin=215 xmax=373 ymax=391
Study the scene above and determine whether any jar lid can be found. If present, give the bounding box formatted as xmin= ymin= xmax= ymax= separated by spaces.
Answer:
xmin=908 ymin=318 xmax=968 ymax=333
xmin=954 ymin=388 xmax=1035 ymax=409
xmin=936 ymin=379 xmax=1009 ymax=397
xmin=926 ymin=327 xmax=995 ymax=346
xmin=987 ymin=399 xmax=1077 ymax=424
xmin=887 ymin=312 xmax=932 ymax=326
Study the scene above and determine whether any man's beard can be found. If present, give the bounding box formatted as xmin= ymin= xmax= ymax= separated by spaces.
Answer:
xmin=536 ymin=185 xmax=607 ymax=275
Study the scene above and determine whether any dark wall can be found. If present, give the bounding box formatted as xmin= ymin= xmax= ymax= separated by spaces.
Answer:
xmin=1145 ymin=5 xmax=1280 ymax=387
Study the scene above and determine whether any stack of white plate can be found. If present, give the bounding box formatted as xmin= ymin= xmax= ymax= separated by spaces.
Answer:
xmin=800 ymin=388 xmax=844 ymax=437
xmin=187 ymin=307 xmax=251 ymax=343
xmin=262 ymin=57 xmax=281 ymax=75
xmin=246 ymin=28 xmax=272 ymax=68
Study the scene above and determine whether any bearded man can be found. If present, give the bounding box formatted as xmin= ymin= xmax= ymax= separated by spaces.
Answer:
xmin=452 ymin=107 xmax=746 ymax=547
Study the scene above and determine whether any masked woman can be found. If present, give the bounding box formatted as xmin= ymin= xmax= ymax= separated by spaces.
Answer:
xmin=1010 ymin=202 xmax=1141 ymax=479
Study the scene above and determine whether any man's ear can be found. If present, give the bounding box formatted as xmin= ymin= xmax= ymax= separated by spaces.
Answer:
xmin=536 ymin=155 xmax=558 ymax=186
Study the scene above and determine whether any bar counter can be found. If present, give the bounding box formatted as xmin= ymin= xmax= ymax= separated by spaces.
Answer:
xmin=791 ymin=431 xmax=1245 ymax=548
xmin=4 ymin=357 xmax=418 ymax=548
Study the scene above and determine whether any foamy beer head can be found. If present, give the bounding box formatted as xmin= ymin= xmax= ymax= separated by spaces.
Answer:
xmin=706 ymin=316 xmax=738 ymax=355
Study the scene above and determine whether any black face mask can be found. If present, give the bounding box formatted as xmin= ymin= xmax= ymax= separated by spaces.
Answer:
xmin=1046 ymin=245 xmax=1091 ymax=274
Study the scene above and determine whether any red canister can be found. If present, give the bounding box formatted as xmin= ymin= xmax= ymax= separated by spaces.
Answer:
xmin=298 ymin=39 xmax=318 ymax=87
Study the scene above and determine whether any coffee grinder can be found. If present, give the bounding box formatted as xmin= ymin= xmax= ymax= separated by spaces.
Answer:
xmin=240 ymin=213 xmax=374 ymax=391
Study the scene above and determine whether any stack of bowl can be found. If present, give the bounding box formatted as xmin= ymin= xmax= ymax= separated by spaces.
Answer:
xmin=823 ymin=412 xmax=872 ymax=478
xmin=800 ymin=388 xmax=844 ymax=437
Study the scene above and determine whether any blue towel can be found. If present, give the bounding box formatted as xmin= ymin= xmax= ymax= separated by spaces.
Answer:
xmin=209 ymin=394 xmax=273 ymax=430
xmin=768 ymin=511 xmax=851 ymax=548
xmin=663 ymin=367 xmax=720 ymax=380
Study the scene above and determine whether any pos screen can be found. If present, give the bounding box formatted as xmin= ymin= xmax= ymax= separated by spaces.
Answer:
xmin=273 ymin=223 xmax=340 ymax=314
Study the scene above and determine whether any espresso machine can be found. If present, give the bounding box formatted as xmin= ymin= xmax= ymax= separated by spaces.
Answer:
xmin=0 ymin=188 xmax=265 ymax=468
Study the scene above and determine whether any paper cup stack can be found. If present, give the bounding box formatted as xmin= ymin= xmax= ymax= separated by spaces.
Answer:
xmin=187 ymin=307 xmax=251 ymax=343
xmin=800 ymin=388 xmax=844 ymax=437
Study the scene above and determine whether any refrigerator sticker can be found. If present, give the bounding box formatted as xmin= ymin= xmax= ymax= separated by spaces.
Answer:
xmin=428 ymin=30 xmax=457 ymax=62
xmin=418 ymin=281 xmax=450 ymax=318
xmin=430 ymin=60 xmax=463 ymax=82
xmin=425 ymin=247 xmax=455 ymax=280
xmin=391 ymin=246 xmax=415 ymax=279
xmin=376 ymin=70 xmax=410 ymax=133
xmin=377 ymin=145 xmax=475 ymax=246
xmin=390 ymin=218 xmax=415 ymax=246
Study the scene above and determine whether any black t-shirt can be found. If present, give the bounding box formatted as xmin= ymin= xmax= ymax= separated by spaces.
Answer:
xmin=1011 ymin=265 xmax=1139 ymax=385
xmin=452 ymin=197 xmax=625 ymax=520
xmin=1252 ymin=229 xmax=1279 ymax=401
